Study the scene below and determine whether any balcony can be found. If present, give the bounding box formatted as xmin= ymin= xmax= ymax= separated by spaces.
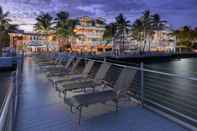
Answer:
xmin=0 ymin=55 xmax=195 ymax=131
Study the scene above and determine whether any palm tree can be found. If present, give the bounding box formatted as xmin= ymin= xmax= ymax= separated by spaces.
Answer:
xmin=131 ymin=19 xmax=144 ymax=52
xmin=55 ymin=11 xmax=70 ymax=51
xmin=55 ymin=11 xmax=77 ymax=52
xmin=34 ymin=13 xmax=53 ymax=51
xmin=131 ymin=10 xmax=152 ymax=52
xmin=140 ymin=10 xmax=154 ymax=52
xmin=0 ymin=6 xmax=18 ymax=53
xmin=115 ymin=13 xmax=130 ymax=32
xmin=131 ymin=10 xmax=168 ymax=53
xmin=0 ymin=6 xmax=10 ymax=52
xmin=55 ymin=11 xmax=69 ymax=26
xmin=0 ymin=7 xmax=10 ymax=31
xmin=66 ymin=19 xmax=78 ymax=51
xmin=151 ymin=14 xmax=167 ymax=49
xmin=34 ymin=13 xmax=53 ymax=33
xmin=103 ymin=23 xmax=116 ymax=40
xmin=152 ymin=14 xmax=167 ymax=31
xmin=113 ymin=13 xmax=130 ymax=53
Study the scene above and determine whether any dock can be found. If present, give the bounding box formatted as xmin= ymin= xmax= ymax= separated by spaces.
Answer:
xmin=14 ymin=57 xmax=188 ymax=131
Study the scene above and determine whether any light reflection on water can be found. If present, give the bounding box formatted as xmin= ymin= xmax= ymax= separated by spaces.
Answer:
xmin=145 ymin=58 xmax=197 ymax=121
xmin=146 ymin=58 xmax=197 ymax=77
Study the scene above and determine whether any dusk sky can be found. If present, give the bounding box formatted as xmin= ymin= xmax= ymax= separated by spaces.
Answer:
xmin=1 ymin=0 xmax=197 ymax=32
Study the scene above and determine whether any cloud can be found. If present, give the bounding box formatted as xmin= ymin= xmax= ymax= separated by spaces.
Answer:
xmin=1 ymin=0 xmax=197 ymax=31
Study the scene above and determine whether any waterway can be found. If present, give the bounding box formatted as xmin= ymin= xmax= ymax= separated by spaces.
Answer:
xmin=146 ymin=57 xmax=197 ymax=77
xmin=144 ymin=57 xmax=197 ymax=127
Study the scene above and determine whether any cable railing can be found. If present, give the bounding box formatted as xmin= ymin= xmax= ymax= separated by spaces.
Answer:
xmin=68 ymin=53 xmax=197 ymax=130
xmin=17 ymin=52 xmax=197 ymax=130
xmin=0 ymin=55 xmax=23 ymax=131
xmin=142 ymin=69 xmax=197 ymax=130
xmin=86 ymin=55 xmax=197 ymax=130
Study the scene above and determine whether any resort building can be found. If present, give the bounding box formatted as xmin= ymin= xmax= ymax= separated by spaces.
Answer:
xmin=112 ymin=28 xmax=138 ymax=56
xmin=9 ymin=32 xmax=58 ymax=53
xmin=150 ymin=29 xmax=176 ymax=52
xmin=72 ymin=16 xmax=111 ymax=54
xmin=112 ymin=28 xmax=176 ymax=55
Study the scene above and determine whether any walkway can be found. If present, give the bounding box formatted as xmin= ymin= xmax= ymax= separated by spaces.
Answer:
xmin=15 ymin=57 xmax=189 ymax=131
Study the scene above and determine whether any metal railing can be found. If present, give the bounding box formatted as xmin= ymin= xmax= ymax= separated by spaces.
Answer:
xmin=142 ymin=68 xmax=197 ymax=131
xmin=76 ymin=55 xmax=197 ymax=130
xmin=0 ymin=55 xmax=23 ymax=131
xmin=35 ymin=53 xmax=197 ymax=130
xmin=90 ymin=58 xmax=197 ymax=130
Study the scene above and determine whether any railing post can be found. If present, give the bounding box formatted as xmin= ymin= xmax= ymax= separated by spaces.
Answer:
xmin=104 ymin=57 xmax=106 ymax=62
xmin=140 ymin=62 xmax=144 ymax=105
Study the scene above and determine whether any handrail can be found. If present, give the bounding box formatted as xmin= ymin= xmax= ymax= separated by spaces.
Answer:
xmin=0 ymin=72 xmax=15 ymax=131
xmin=0 ymin=55 xmax=23 ymax=131
xmin=79 ymin=54 xmax=197 ymax=130
xmin=39 ymin=53 xmax=197 ymax=81
xmin=87 ymin=57 xmax=197 ymax=82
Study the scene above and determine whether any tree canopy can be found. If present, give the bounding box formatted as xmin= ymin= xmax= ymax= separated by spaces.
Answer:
xmin=34 ymin=13 xmax=53 ymax=34
xmin=0 ymin=6 xmax=18 ymax=52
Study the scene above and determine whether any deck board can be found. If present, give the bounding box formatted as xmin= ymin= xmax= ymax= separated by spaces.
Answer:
xmin=15 ymin=57 xmax=189 ymax=131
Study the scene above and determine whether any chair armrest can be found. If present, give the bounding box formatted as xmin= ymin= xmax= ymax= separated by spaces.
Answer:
xmin=102 ymin=80 xmax=113 ymax=88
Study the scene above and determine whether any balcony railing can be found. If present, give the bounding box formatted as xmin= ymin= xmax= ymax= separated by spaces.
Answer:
xmin=0 ymin=55 xmax=23 ymax=131
xmin=107 ymin=60 xmax=197 ymax=131
xmin=1 ymin=52 xmax=197 ymax=131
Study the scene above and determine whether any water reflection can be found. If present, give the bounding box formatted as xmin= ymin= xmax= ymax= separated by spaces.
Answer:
xmin=146 ymin=58 xmax=197 ymax=77
xmin=144 ymin=58 xmax=197 ymax=124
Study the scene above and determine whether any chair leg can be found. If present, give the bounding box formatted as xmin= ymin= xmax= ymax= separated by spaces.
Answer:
xmin=64 ymin=90 xmax=67 ymax=97
xmin=78 ymin=106 xmax=82 ymax=125
xmin=115 ymin=100 xmax=119 ymax=112
xmin=70 ymin=105 xmax=73 ymax=112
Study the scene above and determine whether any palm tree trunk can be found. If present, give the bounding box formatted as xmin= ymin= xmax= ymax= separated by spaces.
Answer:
xmin=122 ymin=30 xmax=125 ymax=53
xmin=0 ymin=42 xmax=1 ymax=53
xmin=0 ymin=32 xmax=4 ymax=55
xmin=150 ymin=36 xmax=152 ymax=52
xmin=143 ymin=31 xmax=146 ymax=53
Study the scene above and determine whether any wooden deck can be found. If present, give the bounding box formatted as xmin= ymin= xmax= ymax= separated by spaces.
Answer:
xmin=15 ymin=57 xmax=189 ymax=131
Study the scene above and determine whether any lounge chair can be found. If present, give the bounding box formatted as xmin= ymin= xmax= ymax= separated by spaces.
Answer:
xmin=54 ymin=60 xmax=102 ymax=88
xmin=38 ymin=53 xmax=63 ymax=66
xmin=55 ymin=62 xmax=112 ymax=96
xmin=35 ymin=53 xmax=57 ymax=63
xmin=46 ymin=58 xmax=82 ymax=78
xmin=42 ymin=57 xmax=74 ymax=74
xmin=64 ymin=67 xmax=137 ymax=124
xmin=39 ymin=56 xmax=72 ymax=71
xmin=59 ymin=64 xmax=123 ymax=97
xmin=47 ymin=59 xmax=84 ymax=82
xmin=49 ymin=60 xmax=95 ymax=87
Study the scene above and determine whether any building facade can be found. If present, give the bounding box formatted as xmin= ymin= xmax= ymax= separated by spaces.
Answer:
xmin=112 ymin=28 xmax=176 ymax=55
xmin=150 ymin=29 xmax=176 ymax=52
xmin=9 ymin=32 xmax=58 ymax=52
xmin=72 ymin=16 xmax=111 ymax=54
xmin=112 ymin=28 xmax=138 ymax=56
